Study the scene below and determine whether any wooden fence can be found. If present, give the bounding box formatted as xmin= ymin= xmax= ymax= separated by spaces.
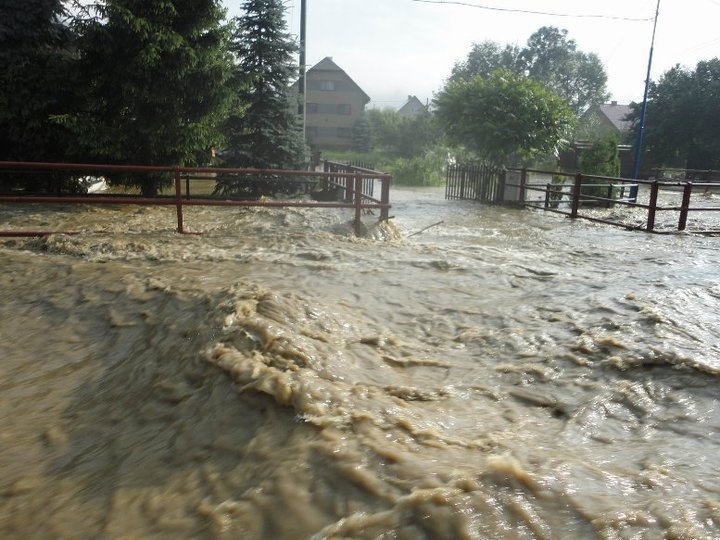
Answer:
xmin=445 ymin=162 xmax=506 ymax=203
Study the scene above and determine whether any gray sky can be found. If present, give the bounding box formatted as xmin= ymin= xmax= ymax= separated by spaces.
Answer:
xmin=224 ymin=0 xmax=720 ymax=110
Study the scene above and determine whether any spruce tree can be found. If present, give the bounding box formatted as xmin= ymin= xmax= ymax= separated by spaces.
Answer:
xmin=0 ymin=1 xmax=76 ymax=164
xmin=216 ymin=0 xmax=305 ymax=196
xmin=352 ymin=113 xmax=372 ymax=153
xmin=74 ymin=0 xmax=233 ymax=195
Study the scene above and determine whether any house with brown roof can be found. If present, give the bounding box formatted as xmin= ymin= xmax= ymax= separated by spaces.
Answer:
xmin=563 ymin=101 xmax=635 ymax=176
xmin=294 ymin=57 xmax=371 ymax=149
xmin=579 ymin=101 xmax=634 ymax=141
xmin=397 ymin=95 xmax=427 ymax=117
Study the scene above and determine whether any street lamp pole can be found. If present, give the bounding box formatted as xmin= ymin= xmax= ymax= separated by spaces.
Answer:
xmin=631 ymin=0 xmax=661 ymax=182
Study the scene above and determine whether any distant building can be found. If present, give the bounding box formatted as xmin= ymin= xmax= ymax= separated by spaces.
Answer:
xmin=397 ymin=95 xmax=427 ymax=117
xmin=293 ymin=57 xmax=370 ymax=150
xmin=580 ymin=101 xmax=634 ymax=141
xmin=563 ymin=102 xmax=635 ymax=177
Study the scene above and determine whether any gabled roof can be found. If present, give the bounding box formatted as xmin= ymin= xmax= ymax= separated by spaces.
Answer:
xmin=398 ymin=95 xmax=426 ymax=115
xmin=595 ymin=102 xmax=633 ymax=134
xmin=307 ymin=56 xmax=371 ymax=104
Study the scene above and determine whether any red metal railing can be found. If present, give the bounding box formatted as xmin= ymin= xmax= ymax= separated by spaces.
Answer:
xmin=508 ymin=167 xmax=720 ymax=234
xmin=0 ymin=161 xmax=392 ymax=236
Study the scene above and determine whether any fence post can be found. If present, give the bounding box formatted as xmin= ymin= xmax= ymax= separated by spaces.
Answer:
xmin=520 ymin=168 xmax=527 ymax=203
xmin=544 ymin=183 xmax=552 ymax=209
xmin=498 ymin=169 xmax=506 ymax=203
xmin=345 ymin=173 xmax=353 ymax=202
xmin=570 ymin=173 xmax=582 ymax=218
xmin=678 ymin=181 xmax=693 ymax=231
xmin=175 ymin=166 xmax=184 ymax=233
xmin=646 ymin=180 xmax=659 ymax=232
xmin=354 ymin=174 xmax=363 ymax=235
xmin=380 ymin=175 xmax=391 ymax=221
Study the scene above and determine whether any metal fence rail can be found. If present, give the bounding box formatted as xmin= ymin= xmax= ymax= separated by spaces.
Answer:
xmin=0 ymin=161 xmax=392 ymax=236
xmin=507 ymin=167 xmax=720 ymax=234
xmin=322 ymin=160 xmax=380 ymax=201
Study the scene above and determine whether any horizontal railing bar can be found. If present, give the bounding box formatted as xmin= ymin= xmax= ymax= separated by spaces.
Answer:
xmin=0 ymin=194 xmax=389 ymax=210
xmin=0 ymin=161 xmax=390 ymax=180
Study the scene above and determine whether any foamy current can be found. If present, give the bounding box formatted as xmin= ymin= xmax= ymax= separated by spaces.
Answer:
xmin=1 ymin=188 xmax=719 ymax=539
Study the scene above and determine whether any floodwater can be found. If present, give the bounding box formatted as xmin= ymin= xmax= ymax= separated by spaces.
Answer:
xmin=1 ymin=188 xmax=719 ymax=539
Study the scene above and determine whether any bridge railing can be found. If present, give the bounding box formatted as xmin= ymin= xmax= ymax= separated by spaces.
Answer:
xmin=0 ymin=161 xmax=392 ymax=236
xmin=505 ymin=167 xmax=720 ymax=234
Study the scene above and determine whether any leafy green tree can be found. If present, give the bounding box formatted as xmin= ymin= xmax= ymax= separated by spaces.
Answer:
xmin=216 ymin=0 xmax=305 ymax=197
xmin=72 ymin=0 xmax=233 ymax=195
xmin=521 ymin=27 xmax=608 ymax=115
xmin=434 ymin=70 xmax=575 ymax=165
xmin=365 ymin=108 xmax=441 ymax=159
xmin=450 ymin=41 xmax=522 ymax=82
xmin=579 ymin=133 xmax=620 ymax=177
xmin=577 ymin=132 xmax=621 ymax=201
xmin=451 ymin=26 xmax=608 ymax=115
xmin=628 ymin=58 xmax=720 ymax=171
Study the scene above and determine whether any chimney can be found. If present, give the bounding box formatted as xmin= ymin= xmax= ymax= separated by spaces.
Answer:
xmin=611 ymin=100 xmax=618 ymax=106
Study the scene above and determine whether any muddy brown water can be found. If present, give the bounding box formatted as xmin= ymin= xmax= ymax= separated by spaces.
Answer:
xmin=1 ymin=188 xmax=719 ymax=539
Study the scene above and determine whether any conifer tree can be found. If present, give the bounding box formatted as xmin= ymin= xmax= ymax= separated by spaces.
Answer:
xmin=74 ymin=0 xmax=233 ymax=195
xmin=0 ymin=1 xmax=76 ymax=163
xmin=217 ymin=0 xmax=305 ymax=196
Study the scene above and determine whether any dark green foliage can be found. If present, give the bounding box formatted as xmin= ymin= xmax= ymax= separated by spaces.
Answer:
xmin=451 ymin=41 xmax=522 ymax=81
xmin=0 ymin=0 xmax=82 ymax=192
xmin=628 ymin=59 xmax=720 ymax=171
xmin=72 ymin=0 xmax=233 ymax=195
xmin=579 ymin=133 xmax=620 ymax=178
xmin=352 ymin=113 xmax=372 ymax=153
xmin=451 ymin=27 xmax=608 ymax=115
xmin=216 ymin=0 xmax=305 ymax=197
xmin=435 ymin=70 xmax=575 ymax=165
xmin=365 ymin=109 xmax=442 ymax=159
xmin=578 ymin=133 xmax=621 ymax=201
xmin=388 ymin=153 xmax=445 ymax=187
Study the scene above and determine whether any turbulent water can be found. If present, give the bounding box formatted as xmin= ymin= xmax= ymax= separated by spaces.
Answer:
xmin=1 ymin=188 xmax=719 ymax=539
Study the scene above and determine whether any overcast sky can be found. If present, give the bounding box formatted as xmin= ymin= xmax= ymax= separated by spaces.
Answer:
xmin=224 ymin=0 xmax=720 ymax=110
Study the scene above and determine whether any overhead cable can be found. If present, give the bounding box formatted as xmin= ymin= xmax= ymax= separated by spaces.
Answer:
xmin=409 ymin=0 xmax=654 ymax=21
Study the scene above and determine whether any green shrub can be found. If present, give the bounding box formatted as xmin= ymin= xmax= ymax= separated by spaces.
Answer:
xmin=388 ymin=154 xmax=445 ymax=186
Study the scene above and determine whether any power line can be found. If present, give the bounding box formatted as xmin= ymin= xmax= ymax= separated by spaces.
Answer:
xmin=409 ymin=0 xmax=654 ymax=22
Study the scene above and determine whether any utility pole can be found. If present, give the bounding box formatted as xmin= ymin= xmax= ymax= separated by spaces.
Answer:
xmin=298 ymin=0 xmax=307 ymax=142
xmin=631 ymin=0 xmax=661 ymax=184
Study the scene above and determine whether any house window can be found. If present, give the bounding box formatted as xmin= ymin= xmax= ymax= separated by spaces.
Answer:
xmin=319 ymin=80 xmax=336 ymax=91
xmin=337 ymin=127 xmax=352 ymax=138
xmin=306 ymin=103 xmax=352 ymax=115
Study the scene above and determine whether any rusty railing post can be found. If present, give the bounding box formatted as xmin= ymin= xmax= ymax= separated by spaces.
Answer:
xmin=497 ymin=169 xmax=506 ymax=203
xmin=646 ymin=180 xmax=659 ymax=232
xmin=354 ymin=174 xmax=363 ymax=235
xmin=678 ymin=181 xmax=693 ymax=231
xmin=570 ymin=173 xmax=582 ymax=218
xmin=175 ymin=166 xmax=184 ymax=233
xmin=544 ymin=183 xmax=551 ymax=209
xmin=519 ymin=168 xmax=527 ymax=203
xmin=380 ymin=175 xmax=391 ymax=220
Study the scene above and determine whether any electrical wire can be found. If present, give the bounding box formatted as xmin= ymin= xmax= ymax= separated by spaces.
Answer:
xmin=409 ymin=0 xmax=654 ymax=21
